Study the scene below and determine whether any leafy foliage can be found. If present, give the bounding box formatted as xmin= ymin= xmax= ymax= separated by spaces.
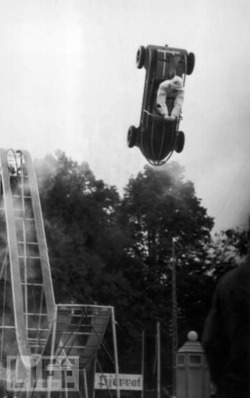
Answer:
xmin=32 ymin=153 xmax=249 ymax=390
xmin=205 ymin=228 xmax=249 ymax=279
xmin=120 ymin=163 xmax=214 ymax=333
xmin=35 ymin=151 xmax=128 ymax=305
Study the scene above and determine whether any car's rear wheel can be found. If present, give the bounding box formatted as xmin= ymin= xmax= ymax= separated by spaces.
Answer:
xmin=136 ymin=46 xmax=146 ymax=69
xmin=127 ymin=126 xmax=138 ymax=148
xmin=175 ymin=131 xmax=185 ymax=153
xmin=187 ymin=52 xmax=195 ymax=75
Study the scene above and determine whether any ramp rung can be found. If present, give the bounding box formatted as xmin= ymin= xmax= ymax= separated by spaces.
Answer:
xmin=0 ymin=325 xmax=15 ymax=329
xmin=21 ymin=283 xmax=43 ymax=287
xmin=15 ymin=217 xmax=34 ymax=221
xmin=28 ymin=338 xmax=47 ymax=342
xmin=28 ymin=337 xmax=47 ymax=343
xmin=19 ymin=255 xmax=41 ymax=260
xmin=62 ymin=331 xmax=103 ymax=336
xmin=27 ymin=327 xmax=50 ymax=332
xmin=18 ymin=241 xmax=38 ymax=245
xmin=24 ymin=312 xmax=48 ymax=317
xmin=59 ymin=345 xmax=89 ymax=350
xmin=12 ymin=194 xmax=31 ymax=199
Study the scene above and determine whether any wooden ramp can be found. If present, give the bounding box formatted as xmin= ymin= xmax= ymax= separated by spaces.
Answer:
xmin=0 ymin=149 xmax=55 ymax=368
xmin=0 ymin=149 xmax=117 ymax=397
xmin=53 ymin=304 xmax=111 ymax=369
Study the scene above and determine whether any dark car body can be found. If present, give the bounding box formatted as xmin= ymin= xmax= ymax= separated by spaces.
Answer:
xmin=127 ymin=44 xmax=195 ymax=165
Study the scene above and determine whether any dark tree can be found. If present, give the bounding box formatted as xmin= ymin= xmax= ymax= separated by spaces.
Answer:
xmin=121 ymin=162 xmax=214 ymax=327
xmin=35 ymin=151 xmax=129 ymax=306
xmin=119 ymin=162 xmax=215 ymax=388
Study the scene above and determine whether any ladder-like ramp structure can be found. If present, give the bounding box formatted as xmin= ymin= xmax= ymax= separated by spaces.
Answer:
xmin=0 ymin=149 xmax=116 ymax=397
xmin=54 ymin=304 xmax=111 ymax=368
xmin=0 ymin=149 xmax=55 ymax=367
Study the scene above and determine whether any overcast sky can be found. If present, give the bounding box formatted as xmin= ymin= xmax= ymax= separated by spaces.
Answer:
xmin=0 ymin=0 xmax=249 ymax=232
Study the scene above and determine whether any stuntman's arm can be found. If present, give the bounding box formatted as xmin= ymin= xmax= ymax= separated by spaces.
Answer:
xmin=171 ymin=89 xmax=185 ymax=118
xmin=156 ymin=80 xmax=171 ymax=117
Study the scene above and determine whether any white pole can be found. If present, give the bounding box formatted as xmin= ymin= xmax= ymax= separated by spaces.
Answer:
xmin=156 ymin=322 xmax=161 ymax=398
xmin=172 ymin=239 xmax=178 ymax=397
xmin=111 ymin=307 xmax=120 ymax=398
xmin=83 ymin=369 xmax=88 ymax=398
xmin=141 ymin=330 xmax=145 ymax=398
xmin=47 ymin=307 xmax=58 ymax=398
xmin=92 ymin=357 xmax=97 ymax=398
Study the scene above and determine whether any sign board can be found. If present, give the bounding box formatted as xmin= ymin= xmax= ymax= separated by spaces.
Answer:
xmin=94 ymin=373 xmax=143 ymax=391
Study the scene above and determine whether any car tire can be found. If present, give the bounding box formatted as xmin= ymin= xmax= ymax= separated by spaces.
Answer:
xmin=127 ymin=126 xmax=138 ymax=148
xmin=136 ymin=46 xmax=146 ymax=69
xmin=187 ymin=52 xmax=195 ymax=75
xmin=175 ymin=131 xmax=185 ymax=153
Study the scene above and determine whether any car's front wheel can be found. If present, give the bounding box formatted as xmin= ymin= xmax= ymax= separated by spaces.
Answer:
xmin=127 ymin=126 xmax=138 ymax=148
xmin=187 ymin=52 xmax=195 ymax=75
xmin=136 ymin=46 xmax=146 ymax=69
xmin=175 ymin=131 xmax=185 ymax=153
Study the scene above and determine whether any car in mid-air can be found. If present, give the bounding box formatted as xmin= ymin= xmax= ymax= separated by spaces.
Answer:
xmin=127 ymin=44 xmax=195 ymax=165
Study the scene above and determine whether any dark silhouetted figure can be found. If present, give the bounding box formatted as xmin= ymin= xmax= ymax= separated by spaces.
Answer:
xmin=202 ymin=259 xmax=250 ymax=397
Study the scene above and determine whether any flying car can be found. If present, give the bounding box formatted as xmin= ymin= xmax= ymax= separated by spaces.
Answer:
xmin=127 ymin=44 xmax=195 ymax=165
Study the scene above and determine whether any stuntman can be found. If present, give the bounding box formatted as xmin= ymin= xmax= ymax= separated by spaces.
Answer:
xmin=156 ymin=75 xmax=185 ymax=120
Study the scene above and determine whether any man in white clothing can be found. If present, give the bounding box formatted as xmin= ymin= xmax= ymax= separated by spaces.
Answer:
xmin=156 ymin=75 xmax=184 ymax=120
